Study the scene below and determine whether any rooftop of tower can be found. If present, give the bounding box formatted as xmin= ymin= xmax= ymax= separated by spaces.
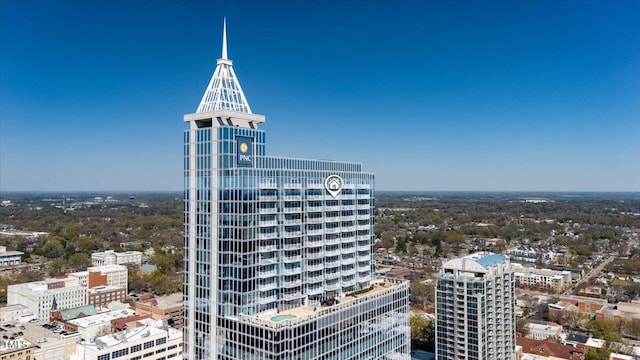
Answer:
xmin=196 ymin=18 xmax=253 ymax=114
xmin=442 ymin=251 xmax=509 ymax=273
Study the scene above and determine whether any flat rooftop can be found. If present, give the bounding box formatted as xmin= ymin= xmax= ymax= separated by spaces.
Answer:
xmin=91 ymin=319 xmax=181 ymax=349
xmin=138 ymin=292 xmax=183 ymax=309
xmin=67 ymin=309 xmax=135 ymax=328
xmin=1 ymin=319 xmax=79 ymax=351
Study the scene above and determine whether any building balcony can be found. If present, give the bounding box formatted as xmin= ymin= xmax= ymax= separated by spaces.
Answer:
xmin=326 ymin=283 xmax=341 ymax=291
xmin=283 ymin=230 xmax=302 ymax=238
xmin=282 ymin=292 xmax=303 ymax=300
xmin=282 ymin=243 xmax=302 ymax=251
xmin=325 ymin=238 xmax=340 ymax=246
xmin=341 ymin=236 xmax=356 ymax=243
xmin=282 ymin=255 xmax=302 ymax=263
xmin=308 ymin=287 xmax=324 ymax=295
xmin=307 ymin=252 xmax=323 ymax=259
xmin=357 ymin=263 xmax=370 ymax=272
xmin=357 ymin=244 xmax=370 ymax=252
xmin=257 ymin=245 xmax=277 ymax=252
xmin=283 ymin=219 xmax=302 ymax=225
xmin=283 ymin=195 xmax=301 ymax=201
xmin=356 ymin=235 xmax=370 ymax=241
xmin=342 ymin=280 xmax=356 ymax=287
xmin=307 ymin=229 xmax=323 ymax=236
xmin=341 ymin=194 xmax=356 ymax=200
xmin=357 ymin=254 xmax=370 ymax=262
xmin=341 ymin=247 xmax=355 ymax=255
xmin=306 ymin=239 xmax=323 ymax=248
xmin=325 ymin=228 xmax=340 ymax=234
xmin=283 ymin=207 xmax=302 ymax=214
xmin=324 ymin=249 xmax=340 ymax=257
xmin=259 ymin=283 xmax=278 ymax=292
xmin=306 ymin=195 xmax=324 ymax=200
xmin=258 ymin=269 xmax=277 ymax=278
xmin=341 ymin=226 xmax=356 ymax=232
xmin=325 ymin=205 xmax=340 ymax=211
xmin=325 ymin=272 xmax=340 ymax=281
xmin=342 ymin=257 xmax=356 ymax=265
xmin=356 ymin=184 xmax=371 ymax=189
xmin=284 ymin=183 xmax=302 ymax=189
xmin=341 ymin=205 xmax=356 ymax=211
xmin=259 ymin=220 xmax=278 ymax=227
xmin=325 ymin=260 xmax=340 ymax=268
xmin=258 ymin=208 xmax=278 ymax=215
xmin=259 ymin=257 xmax=277 ymax=265
xmin=259 ymin=182 xmax=277 ymax=189
xmin=307 ymin=206 xmax=323 ymax=212
xmin=356 ymin=214 xmax=370 ymax=220
xmin=356 ymin=224 xmax=370 ymax=231
xmin=283 ymin=267 xmax=302 ymax=276
xmin=258 ymin=195 xmax=278 ymax=201
xmin=325 ymin=216 xmax=340 ymax=223
xmin=307 ymin=275 xmax=323 ymax=283
xmin=307 ymin=183 xmax=323 ymax=189
xmin=259 ymin=233 xmax=278 ymax=240
xmin=282 ymin=280 xmax=302 ymax=288
xmin=258 ymin=295 xmax=277 ymax=304
xmin=356 ymin=204 xmax=370 ymax=210
xmin=341 ymin=268 xmax=356 ymax=277
xmin=358 ymin=275 xmax=371 ymax=283
xmin=307 ymin=217 xmax=323 ymax=224
xmin=307 ymin=264 xmax=323 ymax=272
xmin=341 ymin=215 xmax=356 ymax=221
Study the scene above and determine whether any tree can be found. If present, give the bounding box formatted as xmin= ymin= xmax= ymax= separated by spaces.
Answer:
xmin=41 ymin=238 xmax=65 ymax=258
xmin=410 ymin=281 xmax=434 ymax=310
xmin=410 ymin=315 xmax=435 ymax=352
xmin=68 ymin=253 xmax=92 ymax=270
xmin=48 ymin=258 xmax=66 ymax=276
xmin=516 ymin=317 xmax=530 ymax=337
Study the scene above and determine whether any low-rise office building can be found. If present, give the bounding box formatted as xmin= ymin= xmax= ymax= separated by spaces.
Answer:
xmin=513 ymin=264 xmax=572 ymax=293
xmin=91 ymin=250 xmax=142 ymax=267
xmin=69 ymin=264 xmax=128 ymax=290
xmin=134 ymin=293 xmax=183 ymax=328
xmin=64 ymin=308 xmax=136 ymax=341
xmin=0 ymin=246 xmax=23 ymax=267
xmin=88 ymin=286 xmax=127 ymax=308
xmin=7 ymin=278 xmax=87 ymax=321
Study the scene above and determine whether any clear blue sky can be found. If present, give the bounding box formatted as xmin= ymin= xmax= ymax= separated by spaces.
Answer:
xmin=1 ymin=0 xmax=639 ymax=192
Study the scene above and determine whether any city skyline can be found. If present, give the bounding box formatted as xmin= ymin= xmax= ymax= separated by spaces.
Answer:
xmin=2 ymin=1 xmax=639 ymax=192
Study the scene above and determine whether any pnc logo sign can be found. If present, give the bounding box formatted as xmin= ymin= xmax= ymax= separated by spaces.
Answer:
xmin=324 ymin=175 xmax=344 ymax=198
xmin=236 ymin=136 xmax=253 ymax=167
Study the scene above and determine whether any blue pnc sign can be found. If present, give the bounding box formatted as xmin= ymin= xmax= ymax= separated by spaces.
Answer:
xmin=236 ymin=136 xmax=254 ymax=167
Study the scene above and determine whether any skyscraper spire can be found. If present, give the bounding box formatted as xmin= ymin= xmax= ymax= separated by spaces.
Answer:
xmin=221 ymin=18 xmax=228 ymax=60
xmin=196 ymin=18 xmax=252 ymax=114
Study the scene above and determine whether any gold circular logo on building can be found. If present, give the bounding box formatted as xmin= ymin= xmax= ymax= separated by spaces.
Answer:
xmin=239 ymin=143 xmax=249 ymax=153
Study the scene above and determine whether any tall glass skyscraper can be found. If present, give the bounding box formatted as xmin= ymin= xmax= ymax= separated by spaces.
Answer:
xmin=183 ymin=21 xmax=410 ymax=360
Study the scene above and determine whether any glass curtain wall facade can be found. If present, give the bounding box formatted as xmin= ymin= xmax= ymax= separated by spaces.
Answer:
xmin=183 ymin=22 xmax=410 ymax=360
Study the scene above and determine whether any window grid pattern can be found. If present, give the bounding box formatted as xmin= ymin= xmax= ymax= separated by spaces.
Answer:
xmin=185 ymin=123 xmax=409 ymax=359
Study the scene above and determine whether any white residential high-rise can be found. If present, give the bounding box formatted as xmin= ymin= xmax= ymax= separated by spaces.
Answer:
xmin=183 ymin=20 xmax=410 ymax=359
xmin=435 ymin=252 xmax=516 ymax=360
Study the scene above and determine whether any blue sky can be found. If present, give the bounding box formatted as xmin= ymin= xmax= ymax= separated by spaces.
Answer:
xmin=1 ymin=0 xmax=638 ymax=192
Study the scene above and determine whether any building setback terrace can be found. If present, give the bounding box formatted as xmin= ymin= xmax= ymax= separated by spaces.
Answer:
xmin=240 ymin=278 xmax=404 ymax=329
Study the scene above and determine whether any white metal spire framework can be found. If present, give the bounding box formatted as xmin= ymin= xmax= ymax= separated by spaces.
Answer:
xmin=197 ymin=18 xmax=252 ymax=114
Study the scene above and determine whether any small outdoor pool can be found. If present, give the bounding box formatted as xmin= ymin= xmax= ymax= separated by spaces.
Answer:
xmin=271 ymin=314 xmax=296 ymax=322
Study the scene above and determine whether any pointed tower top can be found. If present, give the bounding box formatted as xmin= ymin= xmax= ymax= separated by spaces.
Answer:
xmin=196 ymin=19 xmax=253 ymax=114
xmin=221 ymin=17 xmax=228 ymax=60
